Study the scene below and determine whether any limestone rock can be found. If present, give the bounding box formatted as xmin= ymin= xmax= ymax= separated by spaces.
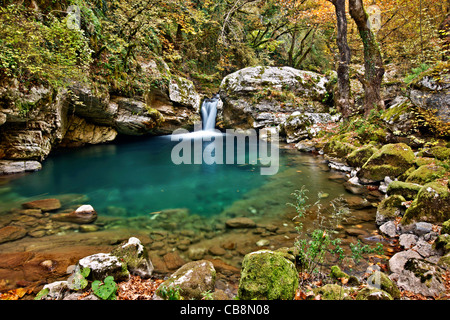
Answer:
xmin=156 ymin=260 xmax=216 ymax=300
xmin=60 ymin=115 xmax=117 ymax=147
xmin=0 ymin=160 xmax=42 ymax=175
xmin=397 ymin=258 xmax=446 ymax=297
xmin=77 ymin=253 xmax=130 ymax=281
xmin=219 ymin=66 xmax=330 ymax=129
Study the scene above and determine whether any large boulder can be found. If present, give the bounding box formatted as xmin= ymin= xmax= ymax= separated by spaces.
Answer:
xmin=408 ymin=70 xmax=450 ymax=123
xmin=219 ymin=66 xmax=331 ymax=129
xmin=281 ymin=112 xmax=333 ymax=143
xmin=155 ymin=260 xmax=216 ymax=300
xmin=238 ymin=250 xmax=299 ymax=300
xmin=358 ymin=143 xmax=415 ymax=182
xmin=405 ymin=164 xmax=446 ymax=185
xmin=396 ymin=258 xmax=446 ymax=297
xmin=402 ymin=181 xmax=450 ymax=224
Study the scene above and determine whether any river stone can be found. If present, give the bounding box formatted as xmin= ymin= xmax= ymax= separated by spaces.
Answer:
xmin=77 ymin=253 xmax=130 ymax=281
xmin=22 ymin=198 xmax=61 ymax=211
xmin=397 ymin=258 xmax=446 ymax=297
xmin=238 ymin=250 xmax=299 ymax=300
xmin=111 ymin=237 xmax=154 ymax=278
xmin=0 ymin=225 xmax=27 ymax=244
xmin=156 ymin=260 xmax=216 ymax=300
xmin=225 ymin=217 xmax=256 ymax=228
xmin=379 ymin=221 xmax=398 ymax=238
xmin=50 ymin=204 xmax=97 ymax=224
xmin=399 ymin=234 xmax=418 ymax=249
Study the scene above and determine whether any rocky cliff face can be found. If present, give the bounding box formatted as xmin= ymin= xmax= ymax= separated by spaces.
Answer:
xmin=219 ymin=66 xmax=332 ymax=131
xmin=0 ymin=61 xmax=201 ymax=174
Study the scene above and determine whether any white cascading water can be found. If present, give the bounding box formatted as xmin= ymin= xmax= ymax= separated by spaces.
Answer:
xmin=200 ymin=94 xmax=219 ymax=131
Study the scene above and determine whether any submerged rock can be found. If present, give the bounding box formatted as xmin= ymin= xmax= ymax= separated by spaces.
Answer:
xmin=0 ymin=225 xmax=27 ymax=244
xmin=238 ymin=250 xmax=298 ymax=300
xmin=22 ymin=198 xmax=61 ymax=211
xmin=225 ymin=217 xmax=256 ymax=228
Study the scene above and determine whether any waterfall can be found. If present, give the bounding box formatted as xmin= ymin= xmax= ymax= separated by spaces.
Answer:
xmin=201 ymin=94 xmax=219 ymax=131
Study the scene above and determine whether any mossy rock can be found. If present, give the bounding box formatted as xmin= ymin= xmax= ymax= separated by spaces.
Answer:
xmin=430 ymin=146 xmax=450 ymax=161
xmin=405 ymin=164 xmax=446 ymax=185
xmin=402 ymin=181 xmax=450 ymax=224
xmin=323 ymin=134 xmax=358 ymax=159
xmin=313 ymin=284 xmax=349 ymax=300
xmin=415 ymin=157 xmax=435 ymax=167
xmin=355 ymin=287 xmax=393 ymax=300
xmin=433 ymin=234 xmax=450 ymax=253
xmin=367 ymin=271 xmax=400 ymax=299
xmin=329 ymin=265 xmax=360 ymax=286
xmin=376 ymin=194 xmax=406 ymax=225
xmin=346 ymin=145 xmax=378 ymax=168
xmin=156 ymin=260 xmax=216 ymax=300
xmin=442 ymin=219 xmax=450 ymax=235
xmin=386 ymin=181 xmax=423 ymax=200
xmin=110 ymin=237 xmax=153 ymax=278
xmin=238 ymin=250 xmax=299 ymax=300
xmin=358 ymin=143 xmax=416 ymax=182
xmin=438 ymin=252 xmax=450 ymax=269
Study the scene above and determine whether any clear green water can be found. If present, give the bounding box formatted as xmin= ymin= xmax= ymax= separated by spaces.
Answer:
xmin=0 ymin=134 xmax=348 ymax=219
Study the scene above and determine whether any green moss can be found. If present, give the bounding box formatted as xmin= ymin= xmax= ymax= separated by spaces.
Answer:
xmin=238 ymin=250 xmax=299 ymax=300
xmin=442 ymin=219 xmax=450 ymax=235
xmin=377 ymin=195 xmax=406 ymax=221
xmin=405 ymin=164 xmax=446 ymax=185
xmin=346 ymin=145 xmax=378 ymax=168
xmin=367 ymin=271 xmax=400 ymax=299
xmin=430 ymin=146 xmax=450 ymax=161
xmin=313 ymin=284 xmax=347 ymax=300
xmin=402 ymin=181 xmax=450 ymax=224
xmin=329 ymin=266 xmax=360 ymax=286
xmin=387 ymin=181 xmax=422 ymax=200
xmin=415 ymin=157 xmax=435 ymax=167
xmin=355 ymin=287 xmax=393 ymax=300
xmin=359 ymin=143 xmax=415 ymax=181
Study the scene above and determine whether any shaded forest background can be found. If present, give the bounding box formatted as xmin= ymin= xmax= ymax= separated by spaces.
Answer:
xmin=0 ymin=0 xmax=448 ymax=97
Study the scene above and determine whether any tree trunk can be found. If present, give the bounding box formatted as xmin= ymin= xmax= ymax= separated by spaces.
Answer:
xmin=330 ymin=0 xmax=353 ymax=119
xmin=349 ymin=0 xmax=385 ymax=117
